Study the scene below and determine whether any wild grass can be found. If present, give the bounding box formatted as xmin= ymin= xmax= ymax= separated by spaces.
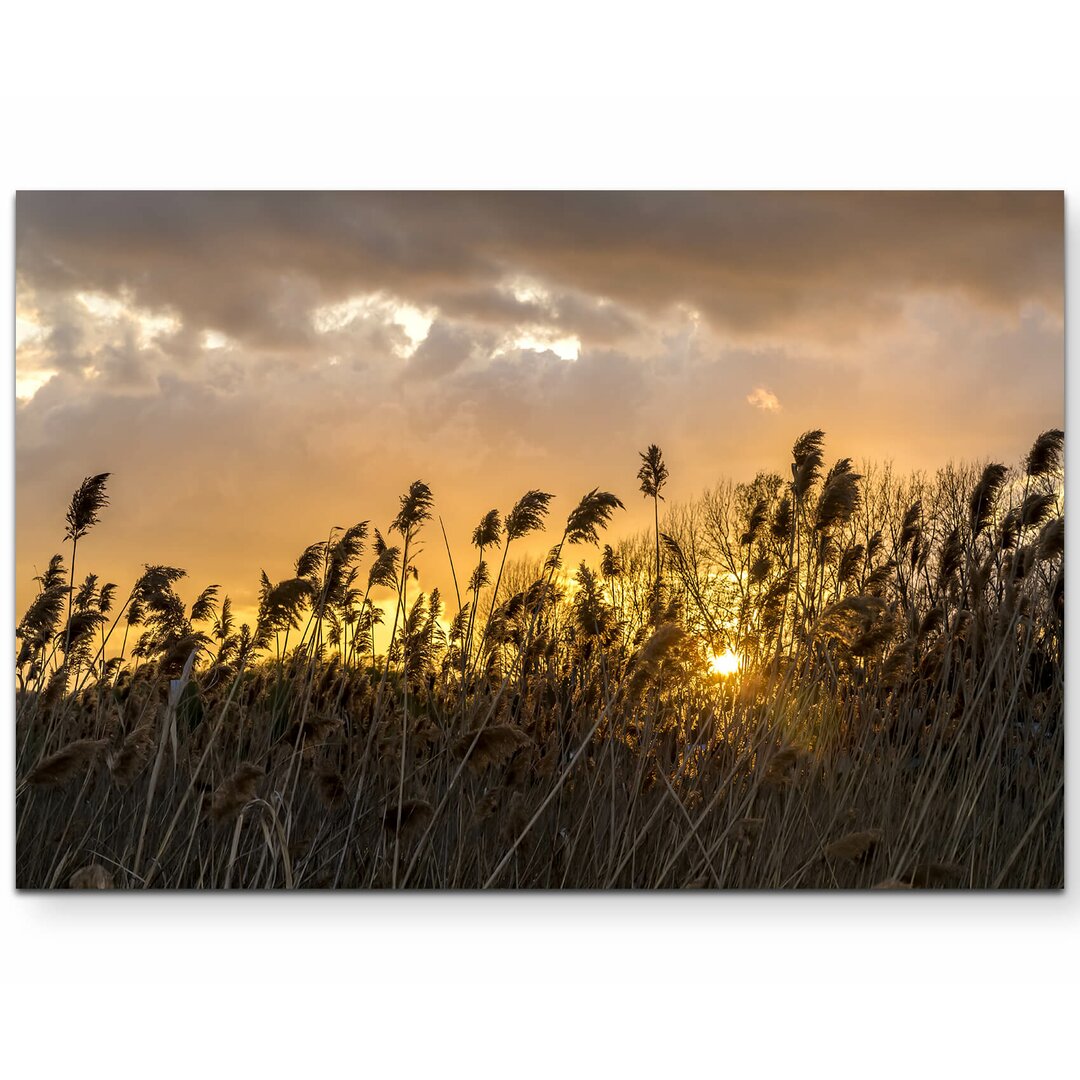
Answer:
xmin=14 ymin=430 xmax=1064 ymax=888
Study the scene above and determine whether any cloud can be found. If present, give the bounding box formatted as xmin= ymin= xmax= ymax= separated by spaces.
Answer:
xmin=402 ymin=319 xmax=480 ymax=381
xmin=16 ymin=191 xmax=1062 ymax=355
xmin=747 ymin=386 xmax=781 ymax=411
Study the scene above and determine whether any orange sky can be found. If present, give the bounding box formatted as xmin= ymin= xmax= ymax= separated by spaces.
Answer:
xmin=15 ymin=192 xmax=1063 ymax=633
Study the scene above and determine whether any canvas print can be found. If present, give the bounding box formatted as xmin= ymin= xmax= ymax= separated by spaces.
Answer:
xmin=14 ymin=192 xmax=1063 ymax=889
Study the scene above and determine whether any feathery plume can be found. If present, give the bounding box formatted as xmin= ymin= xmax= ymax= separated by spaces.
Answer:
xmin=504 ymin=490 xmax=554 ymax=540
xmin=294 ymin=541 xmax=326 ymax=581
xmin=382 ymin=799 xmax=433 ymax=837
xmin=392 ymin=480 xmax=434 ymax=536
xmin=209 ymin=763 xmax=263 ymax=823
xmin=791 ymin=430 xmax=825 ymax=500
xmin=368 ymin=534 xmax=401 ymax=590
xmin=637 ymin=444 xmax=669 ymax=500
xmin=600 ymin=543 xmax=623 ymax=579
xmin=472 ymin=509 xmax=502 ymax=550
xmin=1038 ymin=517 xmax=1064 ymax=561
xmin=899 ymin=501 xmax=922 ymax=549
xmin=107 ymin=725 xmax=156 ymax=787
xmin=824 ymin=829 xmax=883 ymax=862
xmin=1019 ymin=491 xmax=1056 ymax=530
xmin=1025 ymin=429 xmax=1064 ymax=478
xmin=937 ymin=528 xmax=963 ymax=590
xmin=64 ymin=473 xmax=111 ymax=542
xmin=741 ymin=498 xmax=769 ymax=545
xmin=771 ymin=495 xmax=793 ymax=540
xmin=838 ymin=544 xmax=865 ymax=587
xmin=468 ymin=561 xmax=491 ymax=594
xmin=190 ymin=585 xmax=220 ymax=623
xmin=969 ymin=463 xmax=1008 ymax=537
xmin=453 ymin=725 xmax=530 ymax=774
xmin=24 ymin=739 xmax=107 ymax=788
xmin=565 ymin=489 xmax=625 ymax=545
xmin=815 ymin=460 xmax=862 ymax=531
xmin=69 ymin=864 xmax=115 ymax=889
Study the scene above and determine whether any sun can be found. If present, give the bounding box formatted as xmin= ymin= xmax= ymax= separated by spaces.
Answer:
xmin=707 ymin=648 xmax=740 ymax=677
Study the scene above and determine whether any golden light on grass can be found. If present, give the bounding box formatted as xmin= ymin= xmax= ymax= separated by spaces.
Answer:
xmin=707 ymin=647 xmax=740 ymax=677
xmin=13 ymin=427 xmax=1065 ymax=889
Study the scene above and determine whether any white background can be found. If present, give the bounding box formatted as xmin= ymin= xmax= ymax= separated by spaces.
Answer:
xmin=2 ymin=3 xmax=1077 ymax=1076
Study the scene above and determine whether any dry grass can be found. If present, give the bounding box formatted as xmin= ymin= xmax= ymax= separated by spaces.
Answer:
xmin=14 ymin=432 xmax=1064 ymax=889
xmin=209 ymin=763 xmax=264 ymax=824
xmin=824 ymin=830 xmax=884 ymax=863
xmin=23 ymin=739 xmax=108 ymax=789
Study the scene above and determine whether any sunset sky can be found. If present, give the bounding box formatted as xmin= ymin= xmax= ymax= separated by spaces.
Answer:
xmin=15 ymin=191 xmax=1063 ymax=628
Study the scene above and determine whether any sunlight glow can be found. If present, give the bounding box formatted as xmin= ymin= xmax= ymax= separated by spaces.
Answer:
xmin=76 ymin=290 xmax=126 ymax=320
xmin=15 ymin=315 xmax=44 ymax=348
xmin=707 ymin=648 xmax=741 ymax=677
xmin=76 ymin=290 xmax=181 ymax=346
xmin=202 ymin=329 xmax=230 ymax=350
xmin=508 ymin=332 xmax=581 ymax=361
xmin=311 ymin=292 xmax=435 ymax=357
xmin=15 ymin=368 xmax=57 ymax=401
xmin=747 ymin=386 xmax=781 ymax=411
xmin=503 ymin=275 xmax=553 ymax=307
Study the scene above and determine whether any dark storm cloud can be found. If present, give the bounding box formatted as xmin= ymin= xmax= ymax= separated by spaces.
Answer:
xmin=17 ymin=191 xmax=1062 ymax=350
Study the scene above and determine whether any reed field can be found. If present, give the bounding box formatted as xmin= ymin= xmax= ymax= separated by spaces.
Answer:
xmin=14 ymin=429 xmax=1064 ymax=889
